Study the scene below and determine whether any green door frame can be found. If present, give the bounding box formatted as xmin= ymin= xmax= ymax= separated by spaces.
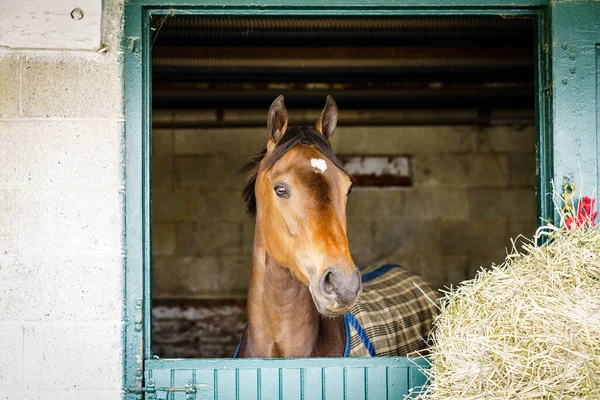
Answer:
xmin=123 ymin=0 xmax=557 ymax=396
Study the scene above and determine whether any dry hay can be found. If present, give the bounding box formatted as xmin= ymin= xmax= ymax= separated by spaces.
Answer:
xmin=414 ymin=225 xmax=600 ymax=399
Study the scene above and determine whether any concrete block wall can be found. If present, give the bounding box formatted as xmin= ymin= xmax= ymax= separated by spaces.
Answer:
xmin=152 ymin=111 xmax=537 ymax=299
xmin=0 ymin=1 xmax=125 ymax=399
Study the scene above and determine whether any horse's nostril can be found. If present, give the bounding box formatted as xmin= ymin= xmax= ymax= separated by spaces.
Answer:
xmin=320 ymin=269 xmax=335 ymax=298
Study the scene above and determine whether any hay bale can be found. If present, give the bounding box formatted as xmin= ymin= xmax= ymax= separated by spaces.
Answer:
xmin=416 ymin=226 xmax=600 ymax=399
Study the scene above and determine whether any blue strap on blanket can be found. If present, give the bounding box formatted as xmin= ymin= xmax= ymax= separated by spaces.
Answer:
xmin=233 ymin=336 xmax=242 ymax=358
xmin=235 ymin=264 xmax=400 ymax=358
xmin=343 ymin=312 xmax=376 ymax=357
xmin=342 ymin=264 xmax=400 ymax=357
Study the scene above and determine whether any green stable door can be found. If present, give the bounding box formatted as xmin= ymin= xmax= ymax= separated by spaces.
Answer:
xmin=123 ymin=1 xmax=600 ymax=398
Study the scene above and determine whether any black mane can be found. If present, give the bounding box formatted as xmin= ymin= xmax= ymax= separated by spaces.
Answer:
xmin=241 ymin=126 xmax=346 ymax=217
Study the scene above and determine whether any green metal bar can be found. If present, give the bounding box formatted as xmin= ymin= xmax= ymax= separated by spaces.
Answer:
xmin=123 ymin=4 xmax=145 ymax=399
xmin=142 ymin=6 xmax=153 ymax=362
xmin=550 ymin=1 xmax=600 ymax=218
xmin=534 ymin=8 xmax=554 ymax=227
xmin=145 ymin=7 xmax=541 ymax=16
xmin=146 ymin=357 xmax=430 ymax=370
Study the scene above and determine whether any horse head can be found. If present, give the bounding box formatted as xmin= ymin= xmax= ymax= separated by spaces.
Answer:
xmin=243 ymin=95 xmax=362 ymax=316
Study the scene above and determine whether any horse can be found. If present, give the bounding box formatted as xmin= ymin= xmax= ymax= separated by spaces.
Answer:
xmin=235 ymin=95 xmax=437 ymax=358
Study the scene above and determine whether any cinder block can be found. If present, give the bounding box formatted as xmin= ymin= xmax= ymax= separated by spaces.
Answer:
xmin=17 ymin=189 xmax=123 ymax=255
xmin=440 ymin=219 xmax=509 ymax=256
xmin=414 ymin=155 xmax=508 ymax=187
xmin=346 ymin=218 xmax=376 ymax=267
xmin=151 ymin=189 xmax=207 ymax=222
xmin=241 ymin=222 xmax=255 ymax=255
xmin=174 ymin=128 xmax=265 ymax=156
xmin=0 ymin=191 xmax=17 ymax=256
xmin=468 ymin=250 xmax=509 ymax=278
xmin=508 ymin=153 xmax=536 ymax=186
xmin=174 ymin=156 xmax=246 ymax=190
xmin=376 ymin=251 xmax=446 ymax=292
xmin=0 ymin=323 xmax=23 ymax=390
xmin=152 ymin=129 xmax=173 ymax=155
xmin=479 ymin=125 xmax=535 ymax=153
xmin=152 ymin=222 xmax=176 ymax=256
xmin=506 ymin=219 xmax=538 ymax=253
xmin=413 ymin=155 xmax=469 ymax=186
xmin=334 ymin=126 xmax=477 ymax=155
xmin=176 ymin=222 xmax=242 ymax=256
xmin=153 ymin=256 xmax=220 ymax=297
xmin=443 ymin=254 xmax=470 ymax=287
xmin=219 ymin=255 xmax=252 ymax=292
xmin=346 ymin=189 xmax=407 ymax=222
xmin=101 ymin=0 xmax=125 ymax=53
xmin=204 ymin=190 xmax=250 ymax=223
xmin=469 ymin=188 xmax=537 ymax=221
xmin=152 ymin=155 xmax=173 ymax=189
xmin=470 ymin=155 xmax=509 ymax=187
xmin=23 ymin=323 xmax=122 ymax=390
xmin=0 ymin=121 xmax=123 ymax=187
xmin=22 ymin=54 xmax=122 ymax=118
xmin=22 ymin=390 xmax=123 ymax=400
xmin=403 ymin=187 xmax=470 ymax=220
xmin=0 ymin=391 xmax=23 ymax=400
xmin=372 ymin=219 xmax=442 ymax=259
xmin=0 ymin=257 xmax=23 ymax=319
xmin=0 ymin=56 xmax=20 ymax=118
xmin=0 ymin=256 xmax=123 ymax=322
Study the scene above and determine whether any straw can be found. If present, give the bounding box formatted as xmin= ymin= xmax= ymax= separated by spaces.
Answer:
xmin=412 ymin=225 xmax=600 ymax=399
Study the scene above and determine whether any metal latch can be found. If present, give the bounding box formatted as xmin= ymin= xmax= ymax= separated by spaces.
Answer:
xmin=127 ymin=376 xmax=197 ymax=400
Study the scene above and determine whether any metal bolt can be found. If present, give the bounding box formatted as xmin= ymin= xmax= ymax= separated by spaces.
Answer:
xmin=569 ymin=53 xmax=576 ymax=61
xmin=570 ymin=66 xmax=576 ymax=74
xmin=135 ymin=299 xmax=142 ymax=307
xmin=562 ymin=78 xmax=568 ymax=84
xmin=562 ymin=43 xmax=568 ymax=50
xmin=135 ymin=323 xmax=142 ymax=331
xmin=70 ymin=8 xmax=84 ymax=20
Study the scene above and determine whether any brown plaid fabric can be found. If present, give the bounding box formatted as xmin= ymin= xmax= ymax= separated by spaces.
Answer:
xmin=347 ymin=265 xmax=438 ymax=357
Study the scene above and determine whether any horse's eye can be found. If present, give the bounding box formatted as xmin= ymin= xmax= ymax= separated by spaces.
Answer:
xmin=347 ymin=184 xmax=353 ymax=196
xmin=274 ymin=185 xmax=289 ymax=198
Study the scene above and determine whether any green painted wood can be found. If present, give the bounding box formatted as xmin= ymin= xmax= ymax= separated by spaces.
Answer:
xmin=145 ymin=358 xmax=429 ymax=400
xmin=551 ymin=1 xmax=600 ymax=214
xmin=123 ymin=4 xmax=146 ymax=399
xmin=303 ymin=367 xmax=323 ymax=399
xmin=534 ymin=9 xmax=554 ymax=227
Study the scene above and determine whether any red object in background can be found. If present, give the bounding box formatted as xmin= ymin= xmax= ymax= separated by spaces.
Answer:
xmin=565 ymin=196 xmax=598 ymax=229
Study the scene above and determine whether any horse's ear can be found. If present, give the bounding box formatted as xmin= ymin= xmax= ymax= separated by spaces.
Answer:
xmin=314 ymin=95 xmax=338 ymax=140
xmin=267 ymin=95 xmax=288 ymax=143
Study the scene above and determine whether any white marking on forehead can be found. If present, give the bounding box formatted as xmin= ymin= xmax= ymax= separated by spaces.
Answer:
xmin=310 ymin=158 xmax=328 ymax=173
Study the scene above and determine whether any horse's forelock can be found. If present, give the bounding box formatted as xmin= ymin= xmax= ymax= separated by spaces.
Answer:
xmin=241 ymin=126 xmax=347 ymax=218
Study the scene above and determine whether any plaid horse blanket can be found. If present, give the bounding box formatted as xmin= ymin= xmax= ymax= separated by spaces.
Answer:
xmin=343 ymin=264 xmax=438 ymax=357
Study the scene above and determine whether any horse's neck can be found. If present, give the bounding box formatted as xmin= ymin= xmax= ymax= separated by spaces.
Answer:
xmin=242 ymin=229 xmax=345 ymax=358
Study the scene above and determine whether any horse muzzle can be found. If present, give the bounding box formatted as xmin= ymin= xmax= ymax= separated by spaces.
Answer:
xmin=311 ymin=265 xmax=362 ymax=316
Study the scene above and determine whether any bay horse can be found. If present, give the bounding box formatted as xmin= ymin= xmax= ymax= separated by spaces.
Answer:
xmin=235 ymin=96 xmax=437 ymax=358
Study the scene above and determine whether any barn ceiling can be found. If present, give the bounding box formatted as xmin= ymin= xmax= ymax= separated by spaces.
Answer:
xmin=151 ymin=16 xmax=534 ymax=112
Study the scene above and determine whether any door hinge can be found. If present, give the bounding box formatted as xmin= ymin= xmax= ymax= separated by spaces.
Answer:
xmin=543 ymin=42 xmax=552 ymax=96
xmin=128 ymin=36 xmax=140 ymax=53
xmin=127 ymin=375 xmax=197 ymax=400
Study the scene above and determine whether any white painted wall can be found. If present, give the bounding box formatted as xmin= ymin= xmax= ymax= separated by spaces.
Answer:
xmin=0 ymin=0 xmax=125 ymax=399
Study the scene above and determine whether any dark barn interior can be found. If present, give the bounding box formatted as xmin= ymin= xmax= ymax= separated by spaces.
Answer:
xmin=150 ymin=16 xmax=537 ymax=358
